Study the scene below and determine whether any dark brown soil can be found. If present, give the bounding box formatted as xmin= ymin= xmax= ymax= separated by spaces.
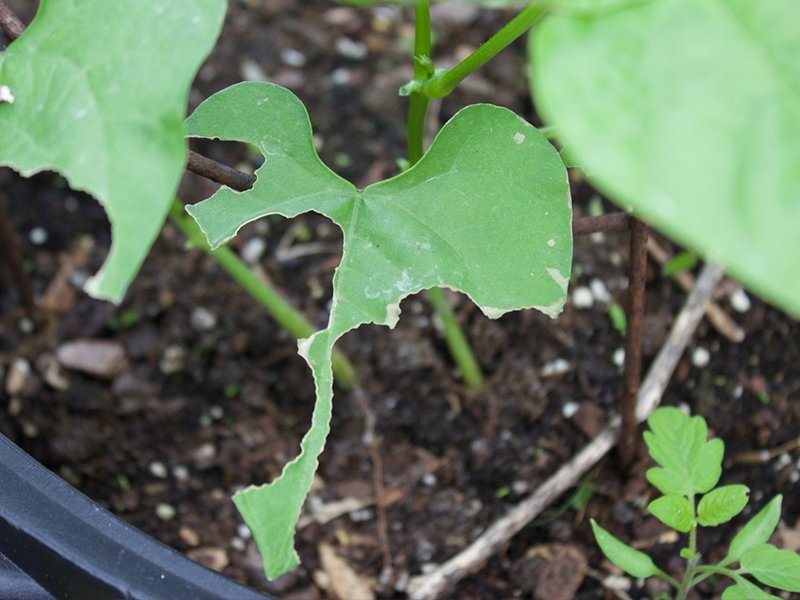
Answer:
xmin=1 ymin=2 xmax=798 ymax=599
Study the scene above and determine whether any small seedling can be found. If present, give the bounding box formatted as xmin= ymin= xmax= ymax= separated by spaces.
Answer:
xmin=592 ymin=406 xmax=800 ymax=599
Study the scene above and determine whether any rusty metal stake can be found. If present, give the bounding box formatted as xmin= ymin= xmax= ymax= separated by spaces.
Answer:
xmin=619 ymin=218 xmax=648 ymax=467
xmin=0 ymin=0 xmax=23 ymax=41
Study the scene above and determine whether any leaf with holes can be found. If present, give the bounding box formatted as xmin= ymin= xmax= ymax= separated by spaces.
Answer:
xmin=186 ymin=81 xmax=572 ymax=578
xmin=531 ymin=0 xmax=800 ymax=316
xmin=0 ymin=0 xmax=226 ymax=301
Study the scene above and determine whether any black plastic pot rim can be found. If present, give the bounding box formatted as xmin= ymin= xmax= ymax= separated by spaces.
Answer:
xmin=0 ymin=433 xmax=276 ymax=600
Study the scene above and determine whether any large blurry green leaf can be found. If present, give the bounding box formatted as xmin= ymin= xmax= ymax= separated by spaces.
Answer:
xmin=186 ymin=82 xmax=572 ymax=578
xmin=531 ymin=0 xmax=800 ymax=316
xmin=643 ymin=407 xmax=724 ymax=496
xmin=697 ymin=484 xmax=749 ymax=527
xmin=0 ymin=0 xmax=226 ymax=301
xmin=726 ymin=495 xmax=783 ymax=564
xmin=741 ymin=544 xmax=800 ymax=592
xmin=591 ymin=520 xmax=660 ymax=578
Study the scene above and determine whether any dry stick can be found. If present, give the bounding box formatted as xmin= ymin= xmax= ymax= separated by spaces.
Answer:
xmin=352 ymin=387 xmax=393 ymax=572
xmin=407 ymin=263 xmax=725 ymax=600
xmin=619 ymin=219 xmax=648 ymax=466
xmin=647 ymin=237 xmax=745 ymax=343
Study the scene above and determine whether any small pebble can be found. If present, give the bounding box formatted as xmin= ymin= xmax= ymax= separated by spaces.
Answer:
xmin=18 ymin=318 xmax=34 ymax=334
xmin=511 ymin=480 xmax=528 ymax=495
xmin=349 ymin=509 xmax=373 ymax=522
xmin=572 ymin=286 xmax=594 ymax=309
xmin=335 ymin=37 xmax=368 ymax=60
xmin=541 ymin=358 xmax=571 ymax=377
xmin=5 ymin=358 xmax=31 ymax=396
xmin=777 ymin=453 xmax=792 ymax=469
xmin=230 ymin=537 xmax=246 ymax=552
xmin=331 ymin=67 xmax=351 ymax=86
xmin=190 ymin=307 xmax=217 ymax=331
xmin=422 ymin=473 xmax=437 ymax=486
xmin=22 ymin=421 xmax=38 ymax=438
xmin=160 ymin=345 xmax=187 ymax=374
xmin=730 ymin=288 xmax=751 ymax=313
xmin=173 ymin=465 xmax=190 ymax=481
xmin=209 ymin=405 xmax=224 ymax=420
xmin=691 ymin=347 xmax=710 ymax=368
xmin=562 ymin=401 xmax=580 ymax=419
xmin=149 ymin=461 xmax=168 ymax=479
xmin=237 ymin=524 xmax=252 ymax=540
xmin=612 ymin=348 xmax=625 ymax=368
xmin=590 ymin=278 xmax=611 ymax=303
xmin=179 ymin=526 xmax=200 ymax=547
xmin=280 ymin=48 xmax=306 ymax=68
xmin=29 ymin=227 xmax=48 ymax=245
xmin=241 ymin=237 xmax=266 ymax=264
xmin=156 ymin=503 xmax=176 ymax=521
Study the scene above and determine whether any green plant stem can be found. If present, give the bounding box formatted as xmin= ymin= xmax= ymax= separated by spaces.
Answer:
xmin=676 ymin=507 xmax=700 ymax=600
xmin=422 ymin=1 xmax=548 ymax=98
xmin=169 ymin=199 xmax=358 ymax=388
xmin=692 ymin=565 xmax=741 ymax=583
xmin=408 ymin=0 xmax=483 ymax=390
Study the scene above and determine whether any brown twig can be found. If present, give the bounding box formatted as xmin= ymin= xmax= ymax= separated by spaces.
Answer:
xmin=619 ymin=219 xmax=648 ymax=466
xmin=186 ymin=150 xmax=256 ymax=192
xmin=647 ymin=237 xmax=745 ymax=343
xmin=353 ymin=387 xmax=393 ymax=573
xmin=0 ymin=1 xmax=23 ymax=41
xmin=573 ymin=212 xmax=630 ymax=236
xmin=407 ymin=264 xmax=725 ymax=600
xmin=727 ymin=437 xmax=800 ymax=467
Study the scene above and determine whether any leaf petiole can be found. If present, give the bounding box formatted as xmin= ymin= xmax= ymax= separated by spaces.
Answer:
xmin=420 ymin=1 xmax=548 ymax=99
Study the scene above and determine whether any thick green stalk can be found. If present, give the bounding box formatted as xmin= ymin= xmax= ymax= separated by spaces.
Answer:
xmin=409 ymin=0 xmax=484 ymax=389
xmin=422 ymin=1 xmax=548 ymax=98
xmin=169 ymin=199 xmax=358 ymax=388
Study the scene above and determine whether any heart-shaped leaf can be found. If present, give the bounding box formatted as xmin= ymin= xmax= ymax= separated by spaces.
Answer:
xmin=0 ymin=0 xmax=226 ymax=301
xmin=531 ymin=0 xmax=800 ymax=316
xmin=186 ymin=82 xmax=572 ymax=578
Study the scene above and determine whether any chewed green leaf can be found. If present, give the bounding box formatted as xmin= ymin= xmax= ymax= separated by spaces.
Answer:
xmin=591 ymin=520 xmax=659 ymax=579
xmin=531 ymin=0 xmax=800 ymax=316
xmin=187 ymin=82 xmax=572 ymax=578
xmin=722 ymin=579 xmax=781 ymax=600
xmin=648 ymin=494 xmax=694 ymax=532
xmin=726 ymin=495 xmax=783 ymax=564
xmin=698 ymin=484 xmax=749 ymax=527
xmin=741 ymin=544 xmax=800 ymax=592
xmin=642 ymin=407 xmax=723 ymax=495
xmin=0 ymin=0 xmax=226 ymax=301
